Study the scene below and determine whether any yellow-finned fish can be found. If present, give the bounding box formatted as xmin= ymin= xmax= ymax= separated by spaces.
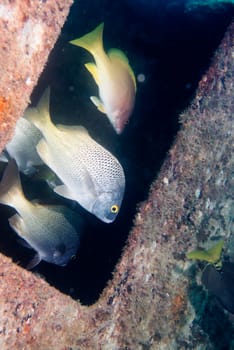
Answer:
xmin=25 ymin=88 xmax=125 ymax=223
xmin=0 ymin=159 xmax=82 ymax=268
xmin=70 ymin=23 xmax=136 ymax=134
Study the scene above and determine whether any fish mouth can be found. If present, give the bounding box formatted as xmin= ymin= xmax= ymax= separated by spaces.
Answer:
xmin=104 ymin=219 xmax=114 ymax=224
xmin=101 ymin=216 xmax=114 ymax=224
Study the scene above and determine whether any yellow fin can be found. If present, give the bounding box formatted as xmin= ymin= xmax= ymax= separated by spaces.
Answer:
xmin=69 ymin=23 xmax=104 ymax=57
xmin=85 ymin=62 xmax=100 ymax=86
xmin=25 ymin=87 xmax=52 ymax=131
xmin=186 ymin=240 xmax=224 ymax=266
xmin=108 ymin=48 xmax=137 ymax=91
xmin=90 ymin=96 xmax=106 ymax=113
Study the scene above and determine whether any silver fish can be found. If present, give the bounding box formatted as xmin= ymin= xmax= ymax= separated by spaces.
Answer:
xmin=25 ymin=88 xmax=125 ymax=223
xmin=1 ymin=116 xmax=43 ymax=175
xmin=0 ymin=159 xmax=82 ymax=267
xmin=70 ymin=23 xmax=136 ymax=134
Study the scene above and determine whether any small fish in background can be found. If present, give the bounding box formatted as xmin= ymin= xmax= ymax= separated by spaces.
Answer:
xmin=70 ymin=23 xmax=136 ymax=134
xmin=202 ymin=262 xmax=234 ymax=315
xmin=0 ymin=116 xmax=43 ymax=175
xmin=186 ymin=240 xmax=224 ymax=268
xmin=25 ymin=88 xmax=125 ymax=223
xmin=187 ymin=240 xmax=234 ymax=314
xmin=0 ymin=159 xmax=82 ymax=268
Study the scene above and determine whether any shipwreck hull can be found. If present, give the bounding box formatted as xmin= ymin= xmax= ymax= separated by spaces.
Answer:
xmin=0 ymin=1 xmax=233 ymax=349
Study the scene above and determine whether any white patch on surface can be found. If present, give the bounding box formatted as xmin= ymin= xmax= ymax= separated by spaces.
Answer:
xmin=0 ymin=4 xmax=17 ymax=21
xmin=19 ymin=20 xmax=44 ymax=56
xmin=195 ymin=188 xmax=201 ymax=199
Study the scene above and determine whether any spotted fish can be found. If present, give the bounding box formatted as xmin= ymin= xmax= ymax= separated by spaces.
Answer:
xmin=25 ymin=88 xmax=125 ymax=223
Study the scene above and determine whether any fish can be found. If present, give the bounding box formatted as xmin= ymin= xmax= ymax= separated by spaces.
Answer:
xmin=0 ymin=116 xmax=43 ymax=175
xmin=25 ymin=88 xmax=125 ymax=223
xmin=186 ymin=240 xmax=224 ymax=268
xmin=202 ymin=263 xmax=234 ymax=314
xmin=70 ymin=23 xmax=136 ymax=134
xmin=0 ymin=159 xmax=82 ymax=267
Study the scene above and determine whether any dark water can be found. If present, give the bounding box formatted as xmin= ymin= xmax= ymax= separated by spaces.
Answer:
xmin=0 ymin=0 xmax=233 ymax=309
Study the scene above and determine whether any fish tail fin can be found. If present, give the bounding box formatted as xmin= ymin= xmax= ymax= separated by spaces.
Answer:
xmin=0 ymin=159 xmax=24 ymax=208
xmin=25 ymin=87 xmax=52 ymax=132
xmin=70 ymin=23 xmax=104 ymax=57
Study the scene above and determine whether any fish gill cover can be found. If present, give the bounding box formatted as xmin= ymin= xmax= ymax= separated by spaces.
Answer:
xmin=0 ymin=0 xmax=233 ymax=308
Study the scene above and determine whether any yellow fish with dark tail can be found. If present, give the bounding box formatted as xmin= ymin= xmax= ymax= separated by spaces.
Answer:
xmin=70 ymin=23 xmax=136 ymax=134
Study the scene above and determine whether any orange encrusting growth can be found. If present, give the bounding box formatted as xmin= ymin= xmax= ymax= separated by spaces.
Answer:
xmin=0 ymin=96 xmax=11 ymax=120
xmin=0 ymin=95 xmax=14 ymax=129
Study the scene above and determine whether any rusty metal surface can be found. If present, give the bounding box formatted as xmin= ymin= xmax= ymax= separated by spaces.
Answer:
xmin=0 ymin=0 xmax=73 ymax=151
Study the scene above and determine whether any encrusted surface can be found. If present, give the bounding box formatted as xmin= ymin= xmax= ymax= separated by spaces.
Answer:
xmin=0 ymin=3 xmax=233 ymax=349
xmin=0 ymin=0 xmax=73 ymax=151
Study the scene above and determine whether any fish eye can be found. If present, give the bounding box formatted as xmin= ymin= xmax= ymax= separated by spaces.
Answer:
xmin=110 ymin=204 xmax=119 ymax=214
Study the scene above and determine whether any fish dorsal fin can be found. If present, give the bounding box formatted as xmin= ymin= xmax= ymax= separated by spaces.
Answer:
xmin=56 ymin=124 xmax=89 ymax=136
xmin=37 ymin=87 xmax=50 ymax=114
xmin=9 ymin=213 xmax=28 ymax=238
xmin=90 ymin=96 xmax=106 ymax=113
xmin=0 ymin=159 xmax=24 ymax=208
xmin=85 ymin=62 xmax=100 ymax=86
xmin=70 ymin=23 xmax=104 ymax=57
xmin=108 ymin=49 xmax=137 ymax=91
xmin=25 ymin=87 xmax=52 ymax=131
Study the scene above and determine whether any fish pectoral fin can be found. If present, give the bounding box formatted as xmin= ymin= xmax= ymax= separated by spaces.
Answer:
xmin=90 ymin=96 xmax=106 ymax=113
xmin=85 ymin=62 xmax=100 ymax=86
xmin=108 ymin=48 xmax=137 ymax=92
xmin=26 ymin=253 xmax=41 ymax=270
xmin=54 ymin=184 xmax=75 ymax=201
xmin=9 ymin=213 xmax=28 ymax=238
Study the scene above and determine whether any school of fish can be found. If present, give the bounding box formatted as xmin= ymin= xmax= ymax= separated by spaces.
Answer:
xmin=0 ymin=22 xmax=136 ymax=267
